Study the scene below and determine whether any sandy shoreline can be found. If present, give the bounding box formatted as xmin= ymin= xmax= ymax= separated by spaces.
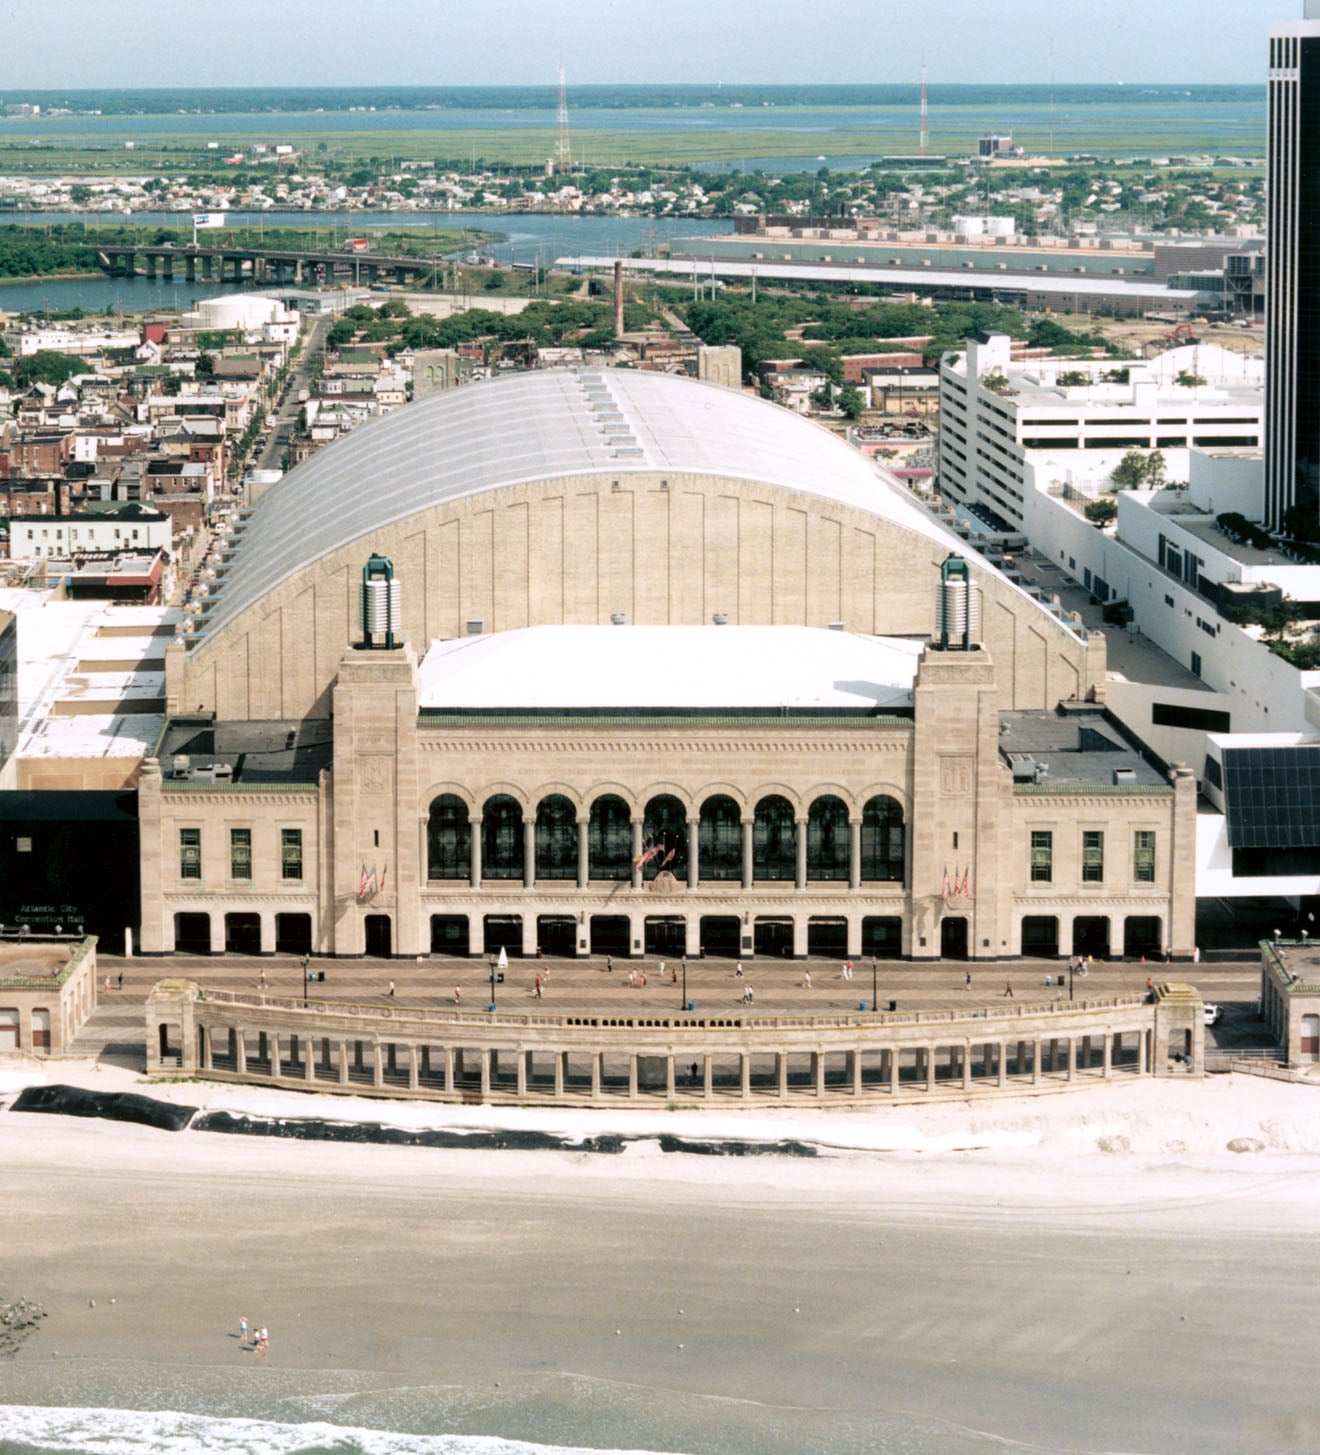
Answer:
xmin=3 ymin=1066 xmax=1320 ymax=1453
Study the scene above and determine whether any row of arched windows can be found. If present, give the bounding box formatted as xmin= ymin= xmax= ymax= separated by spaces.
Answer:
xmin=427 ymin=792 xmax=905 ymax=884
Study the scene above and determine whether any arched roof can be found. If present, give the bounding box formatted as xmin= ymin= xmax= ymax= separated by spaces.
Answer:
xmin=198 ymin=367 xmax=963 ymax=643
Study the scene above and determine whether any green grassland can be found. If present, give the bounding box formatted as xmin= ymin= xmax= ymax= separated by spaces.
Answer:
xmin=0 ymin=107 xmax=1266 ymax=178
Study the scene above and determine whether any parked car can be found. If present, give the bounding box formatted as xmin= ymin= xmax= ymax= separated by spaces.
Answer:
xmin=1203 ymin=1002 xmax=1222 ymax=1026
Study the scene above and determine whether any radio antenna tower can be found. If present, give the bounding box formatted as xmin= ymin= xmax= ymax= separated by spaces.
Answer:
xmin=555 ymin=63 xmax=572 ymax=174
xmin=919 ymin=53 xmax=929 ymax=157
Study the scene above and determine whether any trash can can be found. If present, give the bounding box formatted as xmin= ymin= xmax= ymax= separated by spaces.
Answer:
xmin=888 ymin=999 xmax=897 ymax=1012
xmin=686 ymin=1000 xmax=694 ymax=1012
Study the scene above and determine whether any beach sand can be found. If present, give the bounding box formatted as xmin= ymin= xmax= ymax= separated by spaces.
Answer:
xmin=3 ymin=1067 xmax=1320 ymax=1454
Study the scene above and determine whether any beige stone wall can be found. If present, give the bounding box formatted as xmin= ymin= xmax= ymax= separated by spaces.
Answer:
xmin=170 ymin=474 xmax=1100 ymax=722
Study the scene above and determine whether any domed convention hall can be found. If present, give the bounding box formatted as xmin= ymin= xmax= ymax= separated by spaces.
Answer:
xmin=134 ymin=368 xmax=1194 ymax=965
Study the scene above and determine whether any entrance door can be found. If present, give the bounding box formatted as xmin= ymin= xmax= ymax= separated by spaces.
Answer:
xmin=275 ymin=913 xmax=313 ymax=955
xmin=754 ymin=918 xmax=794 ymax=957
xmin=225 ymin=913 xmax=262 ymax=955
xmin=644 ymin=917 xmax=686 ymax=955
xmin=482 ymin=915 xmax=522 ymax=956
xmin=807 ymin=918 xmax=848 ymax=957
xmin=698 ymin=915 xmax=740 ymax=957
xmin=1072 ymin=917 xmax=1110 ymax=959
xmin=174 ymin=912 xmax=211 ymax=954
xmin=589 ymin=915 xmax=630 ymax=956
xmin=430 ymin=914 xmax=470 ymax=956
xmin=537 ymin=915 xmax=577 ymax=957
xmin=1021 ymin=915 xmax=1059 ymax=958
xmin=364 ymin=914 xmax=393 ymax=957
xmin=940 ymin=917 xmax=968 ymax=960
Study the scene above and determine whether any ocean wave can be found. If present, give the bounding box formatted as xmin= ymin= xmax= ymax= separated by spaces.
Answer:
xmin=0 ymin=1406 xmax=690 ymax=1455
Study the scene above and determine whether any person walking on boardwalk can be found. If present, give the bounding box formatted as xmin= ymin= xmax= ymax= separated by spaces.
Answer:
xmin=387 ymin=979 xmax=395 ymax=998
xmin=1003 ymin=981 xmax=1014 ymax=998
xmin=534 ymin=971 xmax=544 ymax=999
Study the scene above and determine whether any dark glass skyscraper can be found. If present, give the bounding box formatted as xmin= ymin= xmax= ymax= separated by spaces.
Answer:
xmin=1266 ymin=7 xmax=1320 ymax=528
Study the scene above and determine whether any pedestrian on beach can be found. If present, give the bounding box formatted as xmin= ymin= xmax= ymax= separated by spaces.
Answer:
xmin=239 ymin=1316 xmax=248 ymax=1345
xmin=258 ymin=1327 xmax=269 ymax=1356
xmin=1003 ymin=981 xmax=1014 ymax=998
xmin=117 ymin=971 xmax=123 ymax=991
xmin=388 ymin=979 xmax=395 ymax=997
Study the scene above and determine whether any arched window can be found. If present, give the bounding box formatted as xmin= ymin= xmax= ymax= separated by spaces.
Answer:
xmin=806 ymin=795 xmax=850 ymax=881
xmin=641 ymin=794 xmax=687 ymax=879
xmin=588 ymin=794 xmax=632 ymax=881
xmin=427 ymin=794 xmax=470 ymax=880
xmin=482 ymin=794 xmax=524 ymax=880
xmin=753 ymin=795 xmax=796 ymax=881
xmin=699 ymin=794 xmax=741 ymax=881
xmin=535 ymin=795 xmax=578 ymax=880
xmin=860 ymin=795 xmax=905 ymax=882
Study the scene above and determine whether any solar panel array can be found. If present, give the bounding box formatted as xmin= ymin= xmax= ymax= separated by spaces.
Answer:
xmin=1222 ymin=745 xmax=1320 ymax=847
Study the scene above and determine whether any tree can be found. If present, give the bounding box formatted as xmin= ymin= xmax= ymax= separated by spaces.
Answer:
xmin=14 ymin=350 xmax=83 ymax=388
xmin=195 ymin=352 xmax=216 ymax=379
xmin=1111 ymin=448 xmax=1149 ymax=489
xmin=1144 ymin=449 xmax=1168 ymax=489
xmin=1084 ymin=499 xmax=1117 ymax=527
xmin=837 ymin=382 xmax=865 ymax=420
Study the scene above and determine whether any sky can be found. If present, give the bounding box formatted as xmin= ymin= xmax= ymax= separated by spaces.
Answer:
xmin=0 ymin=0 xmax=1311 ymax=89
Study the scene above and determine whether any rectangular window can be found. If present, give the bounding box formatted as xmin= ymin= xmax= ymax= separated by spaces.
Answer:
xmin=1082 ymin=830 xmax=1105 ymax=883
xmin=1133 ymin=831 xmax=1156 ymax=883
xmin=180 ymin=827 xmax=201 ymax=880
xmin=230 ymin=827 xmax=252 ymax=880
xmin=1030 ymin=830 xmax=1053 ymax=882
xmin=281 ymin=828 xmax=303 ymax=881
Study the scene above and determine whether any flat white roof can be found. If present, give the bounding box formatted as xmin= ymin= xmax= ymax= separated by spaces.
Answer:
xmin=417 ymin=625 xmax=924 ymax=712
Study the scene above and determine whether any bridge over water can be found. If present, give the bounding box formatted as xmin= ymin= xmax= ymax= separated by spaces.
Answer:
xmin=95 ymin=242 xmax=444 ymax=288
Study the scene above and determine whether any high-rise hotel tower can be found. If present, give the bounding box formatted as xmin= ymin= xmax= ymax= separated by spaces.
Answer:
xmin=1267 ymin=2 xmax=1320 ymax=528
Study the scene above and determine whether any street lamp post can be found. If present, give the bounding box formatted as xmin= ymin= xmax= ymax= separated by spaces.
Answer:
xmin=1068 ymin=958 xmax=1076 ymax=1003
xmin=681 ymin=955 xmax=687 ymax=1011
xmin=872 ymin=956 xmax=878 ymax=1012
xmin=488 ymin=955 xmax=497 ymax=1012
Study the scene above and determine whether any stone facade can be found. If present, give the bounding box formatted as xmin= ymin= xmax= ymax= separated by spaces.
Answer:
xmin=138 ymin=641 xmax=1194 ymax=962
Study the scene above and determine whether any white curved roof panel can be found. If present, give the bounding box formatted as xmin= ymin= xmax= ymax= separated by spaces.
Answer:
xmin=197 ymin=368 xmax=963 ymax=644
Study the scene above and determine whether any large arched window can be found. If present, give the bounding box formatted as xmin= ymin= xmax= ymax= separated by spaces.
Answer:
xmin=588 ymin=794 xmax=632 ymax=880
xmin=641 ymin=794 xmax=687 ymax=879
xmin=482 ymin=794 xmax=524 ymax=880
xmin=860 ymin=795 xmax=905 ymax=882
xmin=535 ymin=795 xmax=578 ymax=880
xmin=753 ymin=794 xmax=796 ymax=881
xmin=427 ymin=794 xmax=470 ymax=880
xmin=699 ymin=794 xmax=742 ymax=881
xmin=806 ymin=795 xmax=850 ymax=881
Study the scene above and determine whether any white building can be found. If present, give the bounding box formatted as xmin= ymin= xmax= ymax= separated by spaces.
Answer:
xmin=938 ymin=332 xmax=1264 ymax=532
xmin=8 ymin=505 xmax=172 ymax=562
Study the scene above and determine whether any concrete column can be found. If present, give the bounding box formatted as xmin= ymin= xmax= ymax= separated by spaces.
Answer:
xmin=1017 ymin=1039 xmax=1027 ymax=1075
xmin=408 ymin=1045 xmax=419 ymax=1091
xmin=631 ymin=819 xmax=644 ymax=891
xmin=1103 ymin=1031 xmax=1113 ymax=1078
xmin=591 ymin=1052 xmax=602 ymax=1099
xmin=702 ymin=1054 xmax=713 ymax=1100
xmin=577 ymin=819 xmax=590 ymax=889
xmin=441 ymin=1045 xmax=453 ymax=1092
xmin=889 ymin=1047 xmax=899 ymax=1094
xmin=925 ymin=1045 xmax=935 ymax=1092
xmin=1067 ymin=1037 xmax=1076 ymax=1081
xmin=236 ymin=1030 xmax=247 ymax=1074
xmin=962 ymin=1041 xmax=972 ymax=1091
xmin=372 ymin=1041 xmax=384 ymax=1088
xmin=742 ymin=819 xmax=754 ymax=890
xmin=480 ymin=1048 xmax=491 ymax=1099
xmin=740 ymin=1053 xmax=751 ymax=1098
xmin=777 ymin=1052 xmax=788 ymax=1098
xmin=849 ymin=1049 xmax=861 ymax=1096
xmin=849 ymin=818 xmax=862 ymax=890
xmin=554 ymin=1051 xmax=566 ymax=1097
xmin=998 ymin=1042 xmax=1007 ymax=1088
xmin=666 ymin=1054 xmax=676 ymax=1097
xmin=1139 ymin=1030 xmax=1148 ymax=1075
xmin=470 ymin=816 xmax=483 ymax=888
xmin=628 ymin=1054 xmax=638 ymax=1099
xmin=419 ymin=816 xmax=429 ymax=881
xmin=338 ymin=1040 xmax=349 ymax=1084
xmin=1032 ymin=1038 xmax=1042 ymax=1085
xmin=523 ymin=816 xmax=536 ymax=889
xmin=201 ymin=1025 xmax=213 ymax=1071
xmin=305 ymin=1039 xmax=316 ymax=1084
xmin=210 ymin=916 xmax=226 ymax=954
xmin=792 ymin=917 xmax=809 ymax=959
xmin=813 ymin=1051 xmax=824 ymax=1098
xmin=517 ymin=1050 xmax=528 ymax=1097
xmin=846 ymin=916 xmax=863 ymax=958
xmin=795 ymin=819 xmax=808 ymax=891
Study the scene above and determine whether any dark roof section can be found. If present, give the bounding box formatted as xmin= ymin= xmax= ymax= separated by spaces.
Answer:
xmin=999 ymin=709 xmax=1168 ymax=789
xmin=157 ymin=718 xmax=333 ymax=785
xmin=1223 ymin=744 xmax=1320 ymax=848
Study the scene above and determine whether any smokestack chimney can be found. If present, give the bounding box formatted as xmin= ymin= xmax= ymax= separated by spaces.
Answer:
xmin=613 ymin=260 xmax=625 ymax=338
